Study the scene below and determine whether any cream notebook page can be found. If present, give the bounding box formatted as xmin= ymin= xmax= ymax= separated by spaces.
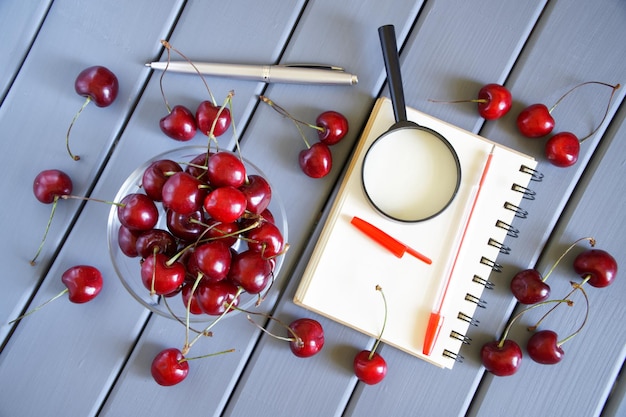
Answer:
xmin=294 ymin=97 xmax=537 ymax=368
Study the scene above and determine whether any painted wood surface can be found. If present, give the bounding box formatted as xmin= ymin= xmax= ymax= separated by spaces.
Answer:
xmin=0 ymin=0 xmax=624 ymax=416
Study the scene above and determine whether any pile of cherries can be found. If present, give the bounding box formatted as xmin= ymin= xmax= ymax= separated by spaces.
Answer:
xmin=435 ymin=80 xmax=620 ymax=167
xmin=480 ymin=238 xmax=618 ymax=376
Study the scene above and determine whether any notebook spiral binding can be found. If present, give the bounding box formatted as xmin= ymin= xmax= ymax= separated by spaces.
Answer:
xmin=446 ymin=166 xmax=543 ymax=359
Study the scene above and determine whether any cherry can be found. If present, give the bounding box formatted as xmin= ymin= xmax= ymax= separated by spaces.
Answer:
xmin=245 ymin=221 xmax=284 ymax=258
xmin=480 ymin=339 xmax=522 ymax=376
xmin=545 ymin=132 xmax=580 ymax=167
xmin=118 ymin=225 xmax=140 ymax=257
xmin=66 ymin=66 xmax=119 ymax=160
xmin=161 ymin=172 xmax=207 ymax=215
xmin=353 ymin=285 xmax=388 ymax=384
xmin=196 ymin=100 xmax=231 ymax=138
xmin=140 ymin=253 xmax=186 ymax=295
xmin=573 ymin=248 xmax=617 ymax=288
xmin=180 ymin=283 xmax=203 ymax=315
xmin=151 ymin=348 xmax=189 ymax=386
xmin=33 ymin=169 xmax=73 ymax=204
xmin=288 ymin=318 xmax=325 ymax=357
xmin=316 ymin=110 xmax=349 ymax=145
xmin=239 ymin=174 xmax=272 ymax=215
xmin=510 ymin=237 xmax=595 ymax=304
xmin=135 ymin=228 xmax=177 ymax=258
xmin=299 ymin=142 xmax=332 ymax=178
xmin=9 ymin=265 xmax=103 ymax=324
xmin=527 ymin=330 xmax=564 ymax=365
xmin=428 ymin=83 xmax=512 ymax=120
xmin=117 ymin=193 xmax=159 ymax=232
xmin=228 ymin=250 xmax=272 ymax=294
xmin=207 ymin=152 xmax=246 ymax=188
xmin=159 ymin=105 xmax=197 ymax=141
xmin=516 ymin=103 xmax=555 ymax=138
xmin=185 ymin=152 xmax=212 ymax=181
xmin=142 ymin=159 xmax=183 ymax=202
xmin=195 ymin=279 xmax=240 ymax=315
xmin=203 ymin=186 xmax=247 ymax=223
xmin=166 ymin=208 xmax=207 ymax=241
xmin=190 ymin=241 xmax=232 ymax=282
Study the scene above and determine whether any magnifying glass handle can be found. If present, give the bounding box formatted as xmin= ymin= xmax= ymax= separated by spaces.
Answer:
xmin=378 ymin=24 xmax=408 ymax=124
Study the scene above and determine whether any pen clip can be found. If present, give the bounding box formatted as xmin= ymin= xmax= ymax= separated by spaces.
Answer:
xmin=279 ymin=63 xmax=345 ymax=71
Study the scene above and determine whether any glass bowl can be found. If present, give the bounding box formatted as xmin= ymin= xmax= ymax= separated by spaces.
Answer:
xmin=107 ymin=146 xmax=288 ymax=322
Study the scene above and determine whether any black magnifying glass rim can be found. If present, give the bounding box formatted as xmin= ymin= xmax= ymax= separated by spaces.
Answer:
xmin=361 ymin=122 xmax=461 ymax=223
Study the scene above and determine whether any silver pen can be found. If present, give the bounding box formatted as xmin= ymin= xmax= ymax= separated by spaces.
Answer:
xmin=145 ymin=61 xmax=358 ymax=86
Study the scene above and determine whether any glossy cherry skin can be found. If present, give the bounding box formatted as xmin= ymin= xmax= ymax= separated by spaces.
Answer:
xmin=151 ymin=348 xmax=189 ymax=386
xmin=33 ymin=169 xmax=73 ymax=204
xmin=117 ymin=193 xmax=159 ymax=232
xmin=246 ymin=221 xmax=284 ymax=258
xmin=299 ymin=142 xmax=332 ymax=178
xmin=239 ymin=174 xmax=272 ymax=215
xmin=194 ymin=280 xmax=240 ymax=315
xmin=140 ymin=253 xmax=186 ymax=295
xmin=161 ymin=172 xmax=207 ymax=215
xmin=135 ymin=229 xmax=177 ymax=258
xmin=160 ymin=105 xmax=197 ymax=141
xmin=166 ymin=209 xmax=207 ymax=242
xmin=480 ymin=339 xmax=522 ymax=376
xmin=118 ymin=225 xmax=140 ymax=257
xmin=185 ymin=152 xmax=212 ymax=182
xmin=190 ymin=241 xmax=232 ymax=282
xmin=510 ymin=269 xmax=550 ymax=304
xmin=316 ymin=111 xmax=349 ymax=145
xmin=516 ymin=103 xmax=555 ymax=138
xmin=204 ymin=219 xmax=239 ymax=247
xmin=196 ymin=101 xmax=231 ymax=138
xmin=74 ymin=66 xmax=119 ymax=107
xmin=527 ymin=330 xmax=564 ymax=364
xmin=180 ymin=283 xmax=203 ymax=315
xmin=228 ymin=250 xmax=272 ymax=294
xmin=61 ymin=265 xmax=103 ymax=303
xmin=545 ymin=132 xmax=580 ymax=167
xmin=207 ymin=152 xmax=246 ymax=188
xmin=573 ymin=249 xmax=618 ymax=288
xmin=353 ymin=350 xmax=387 ymax=385
xmin=142 ymin=159 xmax=183 ymax=202
xmin=477 ymin=84 xmax=512 ymax=120
xmin=203 ymin=186 xmax=247 ymax=223
xmin=288 ymin=318 xmax=325 ymax=358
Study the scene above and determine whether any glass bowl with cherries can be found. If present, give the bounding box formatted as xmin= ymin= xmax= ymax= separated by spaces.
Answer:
xmin=107 ymin=145 xmax=288 ymax=322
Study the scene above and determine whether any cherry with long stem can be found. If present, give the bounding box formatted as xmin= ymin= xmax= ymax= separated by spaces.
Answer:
xmin=353 ymin=285 xmax=388 ymax=384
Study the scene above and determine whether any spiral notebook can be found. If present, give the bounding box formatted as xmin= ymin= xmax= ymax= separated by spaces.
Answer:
xmin=294 ymin=97 xmax=542 ymax=369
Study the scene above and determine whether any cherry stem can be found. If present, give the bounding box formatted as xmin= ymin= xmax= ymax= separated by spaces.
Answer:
xmin=161 ymin=295 xmax=212 ymax=336
xmin=427 ymin=98 xmax=487 ymax=104
xmin=368 ymin=285 xmax=387 ymax=360
xmin=60 ymin=194 xmax=124 ymax=207
xmin=541 ymin=237 xmax=596 ymax=283
xmin=30 ymin=196 xmax=60 ymax=265
xmin=180 ymin=348 xmax=236 ymax=363
xmin=498 ymin=298 xmax=573 ymax=349
xmin=9 ymin=288 xmax=69 ymax=324
xmin=244 ymin=313 xmax=301 ymax=344
xmin=158 ymin=44 xmax=172 ymax=113
xmin=556 ymin=282 xmax=589 ymax=347
xmin=66 ymin=96 xmax=92 ymax=161
xmin=528 ymin=274 xmax=591 ymax=331
xmin=184 ymin=272 xmax=204 ymax=348
xmin=160 ymin=40 xmax=216 ymax=106
xmin=259 ymin=95 xmax=320 ymax=148
xmin=549 ymin=81 xmax=621 ymax=143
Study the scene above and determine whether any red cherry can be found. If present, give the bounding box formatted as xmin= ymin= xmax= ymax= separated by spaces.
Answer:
xmin=161 ymin=172 xmax=207 ymax=215
xmin=159 ymin=105 xmax=197 ymax=141
xmin=151 ymin=348 xmax=189 ymax=386
xmin=118 ymin=225 xmax=140 ymax=257
xmin=353 ymin=350 xmax=387 ymax=385
xmin=180 ymin=283 xmax=203 ymax=315
xmin=480 ymin=339 xmax=522 ymax=376
xmin=117 ymin=193 xmax=159 ymax=232
xmin=166 ymin=209 xmax=207 ymax=242
xmin=510 ymin=269 xmax=550 ymax=304
xmin=61 ymin=265 xmax=103 ymax=303
xmin=527 ymin=330 xmax=564 ymax=364
xmin=196 ymin=100 xmax=231 ymax=138
xmin=207 ymin=152 xmax=246 ymax=188
xmin=239 ymin=174 xmax=272 ymax=215
xmin=185 ymin=152 xmax=212 ymax=181
xmin=477 ymin=83 xmax=512 ymax=120
xmin=288 ymin=318 xmax=325 ymax=357
xmin=299 ymin=142 xmax=332 ymax=178
xmin=195 ymin=280 xmax=240 ymax=315
xmin=228 ymin=250 xmax=272 ymax=294
xmin=203 ymin=186 xmax=247 ymax=223
xmin=190 ymin=241 xmax=232 ymax=282
xmin=573 ymin=249 xmax=617 ymax=288
xmin=140 ymin=253 xmax=186 ymax=295
xmin=74 ymin=66 xmax=119 ymax=107
xmin=316 ymin=110 xmax=349 ymax=145
xmin=135 ymin=229 xmax=177 ymax=258
xmin=204 ymin=219 xmax=240 ymax=247
xmin=545 ymin=132 xmax=580 ymax=167
xmin=142 ymin=159 xmax=183 ymax=201
xmin=516 ymin=103 xmax=555 ymax=138
xmin=33 ymin=169 xmax=73 ymax=204
xmin=245 ymin=221 xmax=284 ymax=258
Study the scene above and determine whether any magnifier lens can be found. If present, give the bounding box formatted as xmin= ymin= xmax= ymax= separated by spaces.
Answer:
xmin=362 ymin=127 xmax=459 ymax=222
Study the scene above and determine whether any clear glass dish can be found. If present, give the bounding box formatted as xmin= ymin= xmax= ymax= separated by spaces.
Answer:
xmin=107 ymin=146 xmax=288 ymax=322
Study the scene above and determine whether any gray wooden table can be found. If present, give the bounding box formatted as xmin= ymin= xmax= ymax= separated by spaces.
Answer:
xmin=1 ymin=1 xmax=625 ymax=416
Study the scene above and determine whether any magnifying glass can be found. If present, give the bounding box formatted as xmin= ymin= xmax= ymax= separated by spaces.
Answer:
xmin=361 ymin=25 xmax=461 ymax=222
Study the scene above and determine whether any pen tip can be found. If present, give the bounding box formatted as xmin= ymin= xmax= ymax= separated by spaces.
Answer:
xmin=352 ymin=75 xmax=359 ymax=85
xmin=144 ymin=62 xmax=151 ymax=67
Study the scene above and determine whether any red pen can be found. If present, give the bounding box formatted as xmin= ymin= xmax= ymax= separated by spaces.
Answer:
xmin=350 ymin=216 xmax=432 ymax=265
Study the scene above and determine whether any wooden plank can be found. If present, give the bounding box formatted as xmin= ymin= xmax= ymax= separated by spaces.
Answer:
xmin=0 ymin=1 xmax=51 ymax=101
